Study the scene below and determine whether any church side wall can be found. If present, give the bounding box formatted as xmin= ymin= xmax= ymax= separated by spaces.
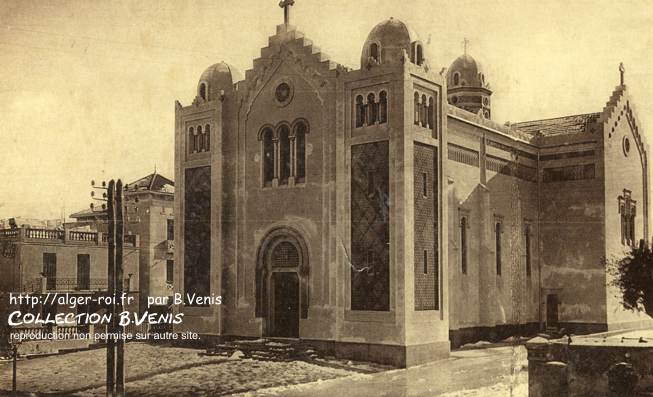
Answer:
xmin=539 ymin=134 xmax=607 ymax=332
xmin=485 ymin=141 xmax=540 ymax=335
xmin=447 ymin=117 xmax=540 ymax=346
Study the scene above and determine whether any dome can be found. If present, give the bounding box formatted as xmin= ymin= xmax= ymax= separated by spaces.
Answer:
xmin=360 ymin=18 xmax=426 ymax=68
xmin=197 ymin=62 xmax=240 ymax=101
xmin=446 ymin=54 xmax=487 ymax=88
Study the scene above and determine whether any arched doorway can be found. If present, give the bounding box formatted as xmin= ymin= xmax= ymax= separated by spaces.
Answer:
xmin=255 ymin=228 xmax=309 ymax=338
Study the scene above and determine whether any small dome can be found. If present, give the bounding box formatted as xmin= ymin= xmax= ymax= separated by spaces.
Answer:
xmin=447 ymin=54 xmax=487 ymax=88
xmin=360 ymin=18 xmax=425 ymax=68
xmin=197 ymin=62 xmax=240 ymax=101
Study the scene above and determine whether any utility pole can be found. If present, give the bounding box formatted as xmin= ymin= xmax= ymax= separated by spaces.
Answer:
xmin=115 ymin=180 xmax=125 ymax=397
xmin=91 ymin=179 xmax=125 ymax=397
xmin=12 ymin=344 xmax=17 ymax=397
xmin=106 ymin=180 xmax=116 ymax=397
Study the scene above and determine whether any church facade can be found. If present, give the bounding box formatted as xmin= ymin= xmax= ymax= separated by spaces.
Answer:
xmin=173 ymin=6 xmax=651 ymax=367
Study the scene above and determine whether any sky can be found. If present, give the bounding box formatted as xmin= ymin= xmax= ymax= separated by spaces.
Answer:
xmin=1 ymin=0 xmax=652 ymax=220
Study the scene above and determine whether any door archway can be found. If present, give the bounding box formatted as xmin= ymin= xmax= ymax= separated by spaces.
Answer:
xmin=255 ymin=227 xmax=309 ymax=337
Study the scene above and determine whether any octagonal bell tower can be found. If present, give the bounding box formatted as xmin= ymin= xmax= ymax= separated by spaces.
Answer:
xmin=446 ymin=42 xmax=492 ymax=119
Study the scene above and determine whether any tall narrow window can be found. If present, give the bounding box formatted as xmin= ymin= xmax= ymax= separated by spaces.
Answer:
xmin=167 ymin=219 xmax=174 ymax=241
xmin=367 ymin=93 xmax=377 ymax=125
xmin=370 ymin=43 xmax=379 ymax=63
xmin=197 ymin=125 xmax=203 ymax=152
xmin=262 ymin=128 xmax=275 ymax=186
xmin=423 ymin=250 xmax=428 ymax=274
xmin=166 ymin=259 xmax=174 ymax=284
xmin=620 ymin=204 xmax=626 ymax=244
xmin=428 ymin=97 xmax=435 ymax=130
xmin=525 ymin=224 xmax=532 ymax=277
xmin=619 ymin=191 xmax=637 ymax=246
xmin=355 ymin=95 xmax=364 ymax=127
xmin=379 ymin=91 xmax=388 ymax=124
xmin=421 ymin=94 xmax=428 ymax=127
xmin=422 ymin=172 xmax=428 ymax=197
xmin=43 ymin=253 xmax=57 ymax=290
xmin=453 ymin=73 xmax=460 ymax=86
xmin=189 ymin=127 xmax=195 ymax=153
xmin=416 ymin=44 xmax=423 ymax=65
xmin=77 ymin=254 xmax=90 ymax=290
xmin=199 ymin=83 xmax=207 ymax=100
xmin=630 ymin=214 xmax=636 ymax=244
xmin=495 ymin=222 xmax=502 ymax=276
xmin=279 ymin=125 xmax=291 ymax=185
xmin=295 ymin=121 xmax=308 ymax=182
xmin=460 ymin=217 xmax=467 ymax=274
xmin=414 ymin=92 xmax=420 ymax=125
xmin=205 ymin=124 xmax=210 ymax=151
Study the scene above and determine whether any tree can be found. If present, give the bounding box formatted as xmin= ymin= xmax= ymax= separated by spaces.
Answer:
xmin=608 ymin=240 xmax=653 ymax=318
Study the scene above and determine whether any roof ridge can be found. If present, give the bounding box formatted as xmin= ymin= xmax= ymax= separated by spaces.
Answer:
xmin=512 ymin=112 xmax=600 ymax=126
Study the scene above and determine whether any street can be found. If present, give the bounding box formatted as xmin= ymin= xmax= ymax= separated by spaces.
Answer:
xmin=0 ymin=342 xmax=527 ymax=396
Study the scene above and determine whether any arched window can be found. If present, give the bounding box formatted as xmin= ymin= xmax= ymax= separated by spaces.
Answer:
xmin=189 ymin=127 xmax=195 ymax=153
xmin=294 ymin=121 xmax=308 ymax=182
xmin=367 ymin=93 xmax=377 ymax=125
xmin=428 ymin=96 xmax=434 ymax=129
xmin=272 ymin=241 xmax=299 ymax=267
xmin=262 ymin=128 xmax=274 ymax=186
xmin=379 ymin=91 xmax=388 ymax=124
xmin=414 ymin=92 xmax=420 ymax=125
xmin=199 ymin=83 xmax=207 ymax=100
xmin=355 ymin=95 xmax=364 ymax=128
xmin=460 ymin=217 xmax=468 ymax=274
xmin=416 ymin=44 xmax=423 ymax=66
xmin=370 ymin=43 xmax=379 ymax=63
xmin=453 ymin=72 xmax=460 ymax=86
xmin=197 ymin=125 xmax=203 ymax=152
xmin=278 ymin=125 xmax=291 ymax=185
xmin=204 ymin=124 xmax=210 ymax=151
xmin=420 ymin=94 xmax=428 ymax=127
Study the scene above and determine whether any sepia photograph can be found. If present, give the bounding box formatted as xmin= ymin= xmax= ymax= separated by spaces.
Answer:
xmin=1 ymin=0 xmax=652 ymax=395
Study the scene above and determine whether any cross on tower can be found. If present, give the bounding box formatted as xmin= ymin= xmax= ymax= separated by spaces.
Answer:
xmin=463 ymin=38 xmax=470 ymax=56
xmin=279 ymin=0 xmax=295 ymax=25
xmin=619 ymin=62 xmax=625 ymax=86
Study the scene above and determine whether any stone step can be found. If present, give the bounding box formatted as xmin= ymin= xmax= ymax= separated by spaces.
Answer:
xmin=204 ymin=338 xmax=323 ymax=362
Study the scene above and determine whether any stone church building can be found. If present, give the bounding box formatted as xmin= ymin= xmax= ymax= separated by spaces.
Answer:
xmin=173 ymin=4 xmax=651 ymax=366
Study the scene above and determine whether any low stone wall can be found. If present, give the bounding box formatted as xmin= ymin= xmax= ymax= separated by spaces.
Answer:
xmin=526 ymin=332 xmax=653 ymax=396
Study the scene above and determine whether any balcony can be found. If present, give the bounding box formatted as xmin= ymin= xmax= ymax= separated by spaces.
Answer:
xmin=0 ymin=227 xmax=139 ymax=247
xmin=23 ymin=277 xmax=132 ymax=293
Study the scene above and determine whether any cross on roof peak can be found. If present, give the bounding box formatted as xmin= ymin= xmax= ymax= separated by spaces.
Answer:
xmin=619 ymin=62 xmax=625 ymax=86
xmin=463 ymin=38 xmax=470 ymax=56
xmin=279 ymin=0 xmax=295 ymax=25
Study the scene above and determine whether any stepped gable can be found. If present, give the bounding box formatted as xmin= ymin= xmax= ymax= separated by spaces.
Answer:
xmin=598 ymin=84 xmax=647 ymax=161
xmin=511 ymin=113 xmax=601 ymax=137
xmin=447 ymin=104 xmax=532 ymax=142
xmin=241 ymin=24 xmax=347 ymax=111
